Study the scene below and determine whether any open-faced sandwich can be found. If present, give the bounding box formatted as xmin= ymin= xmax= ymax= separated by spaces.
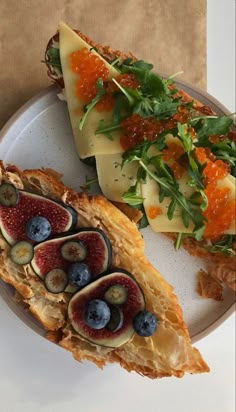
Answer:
xmin=0 ymin=162 xmax=209 ymax=378
xmin=45 ymin=22 xmax=236 ymax=300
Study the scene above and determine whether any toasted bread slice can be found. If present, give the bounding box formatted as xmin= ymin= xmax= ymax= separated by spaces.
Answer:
xmin=0 ymin=161 xmax=209 ymax=378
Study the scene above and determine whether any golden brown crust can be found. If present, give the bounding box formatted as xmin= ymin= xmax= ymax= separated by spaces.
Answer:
xmin=0 ymin=161 xmax=209 ymax=378
xmin=197 ymin=270 xmax=223 ymax=301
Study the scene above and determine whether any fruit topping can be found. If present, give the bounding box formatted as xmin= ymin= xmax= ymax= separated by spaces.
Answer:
xmin=68 ymin=262 xmax=91 ymax=288
xmin=0 ymin=191 xmax=73 ymax=245
xmin=44 ymin=268 xmax=68 ymax=294
xmin=104 ymin=284 xmax=128 ymax=305
xmin=61 ymin=240 xmax=87 ymax=262
xmin=26 ymin=216 xmax=51 ymax=242
xmin=0 ymin=183 xmax=19 ymax=207
xmin=84 ymin=299 xmax=111 ymax=330
xmin=10 ymin=241 xmax=34 ymax=265
xmin=31 ymin=229 xmax=112 ymax=280
xmin=65 ymin=205 xmax=78 ymax=227
xmin=68 ymin=270 xmax=145 ymax=347
xmin=105 ymin=306 xmax=123 ymax=332
xmin=133 ymin=310 xmax=158 ymax=337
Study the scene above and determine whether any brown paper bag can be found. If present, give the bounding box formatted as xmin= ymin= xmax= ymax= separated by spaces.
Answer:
xmin=0 ymin=0 xmax=206 ymax=129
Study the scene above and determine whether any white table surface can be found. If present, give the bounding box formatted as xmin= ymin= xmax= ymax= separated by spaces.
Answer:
xmin=0 ymin=1 xmax=235 ymax=411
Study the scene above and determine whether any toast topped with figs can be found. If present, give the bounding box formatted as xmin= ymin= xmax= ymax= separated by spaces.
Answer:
xmin=0 ymin=161 xmax=209 ymax=378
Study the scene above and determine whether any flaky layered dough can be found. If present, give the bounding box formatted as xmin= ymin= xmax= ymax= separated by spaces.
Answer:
xmin=0 ymin=161 xmax=209 ymax=378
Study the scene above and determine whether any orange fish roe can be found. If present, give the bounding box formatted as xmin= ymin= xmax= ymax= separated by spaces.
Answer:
xmin=70 ymin=48 xmax=109 ymax=103
xmin=195 ymin=147 xmax=208 ymax=164
xmin=96 ymin=74 xmax=139 ymax=112
xmin=187 ymin=126 xmax=196 ymax=140
xmin=162 ymin=142 xmax=185 ymax=161
xmin=203 ymin=159 xmax=229 ymax=182
xmin=106 ymin=73 xmax=139 ymax=94
xmin=195 ymin=147 xmax=216 ymax=164
xmin=201 ymin=159 xmax=234 ymax=240
xmin=169 ymin=161 xmax=186 ymax=179
xmin=147 ymin=206 xmax=163 ymax=219
xmin=96 ymin=94 xmax=115 ymax=112
xmin=120 ymin=105 xmax=191 ymax=150
xmin=173 ymin=105 xmax=191 ymax=124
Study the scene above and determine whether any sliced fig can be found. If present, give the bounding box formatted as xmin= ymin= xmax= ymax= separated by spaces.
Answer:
xmin=10 ymin=241 xmax=34 ymax=265
xmin=106 ymin=306 xmax=124 ymax=332
xmin=0 ymin=191 xmax=73 ymax=245
xmin=31 ymin=229 xmax=112 ymax=281
xmin=0 ymin=183 xmax=19 ymax=207
xmin=68 ymin=270 xmax=145 ymax=348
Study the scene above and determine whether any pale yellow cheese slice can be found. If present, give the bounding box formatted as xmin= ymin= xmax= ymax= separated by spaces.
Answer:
xmin=59 ymin=22 xmax=123 ymax=158
xmin=142 ymin=167 xmax=236 ymax=234
xmin=96 ymin=153 xmax=139 ymax=202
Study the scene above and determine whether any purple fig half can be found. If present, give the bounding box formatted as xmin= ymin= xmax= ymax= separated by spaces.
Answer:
xmin=0 ymin=191 xmax=73 ymax=245
xmin=31 ymin=229 xmax=112 ymax=281
xmin=68 ymin=270 xmax=145 ymax=348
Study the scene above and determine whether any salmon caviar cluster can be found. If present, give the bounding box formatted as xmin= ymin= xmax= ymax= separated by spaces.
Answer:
xmin=96 ymin=73 xmax=139 ymax=112
xmin=201 ymin=159 xmax=235 ymax=240
xmin=162 ymin=142 xmax=186 ymax=179
xmin=169 ymin=161 xmax=186 ymax=180
xmin=120 ymin=106 xmax=191 ymax=150
xmin=162 ymin=142 xmax=185 ymax=161
xmin=70 ymin=48 xmax=109 ymax=103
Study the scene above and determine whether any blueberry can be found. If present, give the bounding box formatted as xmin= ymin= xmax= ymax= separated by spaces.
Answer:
xmin=26 ymin=216 xmax=51 ymax=242
xmin=84 ymin=299 xmax=111 ymax=329
xmin=68 ymin=262 xmax=91 ymax=288
xmin=133 ymin=310 xmax=158 ymax=337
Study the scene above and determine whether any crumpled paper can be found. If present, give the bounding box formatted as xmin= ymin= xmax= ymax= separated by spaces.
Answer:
xmin=0 ymin=0 xmax=206 ymax=129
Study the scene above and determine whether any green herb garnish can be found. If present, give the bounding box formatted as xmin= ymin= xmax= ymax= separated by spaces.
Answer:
xmin=79 ymin=78 xmax=106 ymax=130
xmin=122 ymin=136 xmax=207 ymax=239
xmin=45 ymin=47 xmax=62 ymax=72
xmin=80 ymin=176 xmax=98 ymax=192
xmin=204 ymin=235 xmax=236 ymax=256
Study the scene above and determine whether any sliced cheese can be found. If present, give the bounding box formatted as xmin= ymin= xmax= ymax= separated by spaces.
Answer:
xmin=96 ymin=153 xmax=139 ymax=202
xmin=59 ymin=22 xmax=124 ymax=158
xmin=142 ymin=173 xmax=195 ymax=233
xmin=142 ymin=139 xmax=236 ymax=234
xmin=142 ymin=171 xmax=236 ymax=234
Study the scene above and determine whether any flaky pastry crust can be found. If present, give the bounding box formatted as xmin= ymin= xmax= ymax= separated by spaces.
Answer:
xmin=0 ymin=161 xmax=209 ymax=378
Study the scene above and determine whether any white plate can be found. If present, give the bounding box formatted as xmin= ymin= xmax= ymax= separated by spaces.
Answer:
xmin=0 ymin=84 xmax=235 ymax=343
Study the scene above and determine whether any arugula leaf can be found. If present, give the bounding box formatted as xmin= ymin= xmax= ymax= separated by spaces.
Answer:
xmin=153 ymin=97 xmax=180 ymax=119
xmin=79 ymin=78 xmax=105 ymax=130
xmin=122 ymin=184 xmax=144 ymax=206
xmin=174 ymin=233 xmax=183 ymax=250
xmin=193 ymin=116 xmax=233 ymax=145
xmin=204 ymin=235 xmax=236 ymax=256
xmin=95 ymin=119 xmax=116 ymax=140
xmin=138 ymin=210 xmax=149 ymax=229
xmin=139 ymin=159 xmax=205 ymax=230
xmin=120 ymin=60 xmax=167 ymax=97
xmin=122 ymin=135 xmax=207 ymax=237
xmin=167 ymin=198 xmax=177 ymax=220
xmin=177 ymin=123 xmax=205 ymax=192
xmin=80 ymin=176 xmax=98 ymax=192
xmin=112 ymin=94 xmax=130 ymax=124
xmin=133 ymin=99 xmax=154 ymax=117
xmin=46 ymin=47 xmax=62 ymax=71
xmin=210 ymin=139 xmax=236 ymax=175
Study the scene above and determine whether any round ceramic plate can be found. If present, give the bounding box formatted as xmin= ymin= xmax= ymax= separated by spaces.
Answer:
xmin=0 ymin=84 xmax=235 ymax=343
